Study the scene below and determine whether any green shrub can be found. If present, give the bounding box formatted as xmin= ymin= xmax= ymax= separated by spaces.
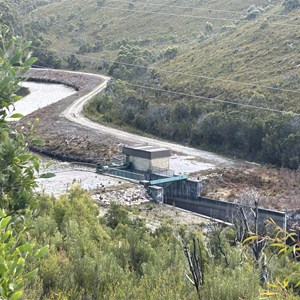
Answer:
xmin=204 ymin=264 xmax=260 ymax=300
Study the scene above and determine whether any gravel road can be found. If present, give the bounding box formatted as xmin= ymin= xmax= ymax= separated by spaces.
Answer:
xmin=24 ymin=69 xmax=243 ymax=172
xmin=60 ymin=71 xmax=240 ymax=171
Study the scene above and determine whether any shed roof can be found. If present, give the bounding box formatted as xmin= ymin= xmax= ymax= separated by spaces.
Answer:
xmin=122 ymin=145 xmax=171 ymax=159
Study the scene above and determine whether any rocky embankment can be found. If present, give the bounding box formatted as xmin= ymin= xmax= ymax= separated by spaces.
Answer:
xmin=93 ymin=186 xmax=151 ymax=206
xmin=20 ymin=69 xmax=120 ymax=163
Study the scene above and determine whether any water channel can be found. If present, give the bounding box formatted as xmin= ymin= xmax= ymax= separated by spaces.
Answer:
xmin=10 ymin=81 xmax=77 ymax=119
xmin=14 ymin=81 xmax=125 ymax=196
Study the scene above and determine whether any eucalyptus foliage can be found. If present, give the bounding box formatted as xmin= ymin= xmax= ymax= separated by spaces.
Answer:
xmin=0 ymin=26 xmax=48 ymax=299
xmin=0 ymin=210 xmax=48 ymax=300
xmin=0 ymin=26 xmax=36 ymax=123
xmin=22 ymin=186 xmax=264 ymax=300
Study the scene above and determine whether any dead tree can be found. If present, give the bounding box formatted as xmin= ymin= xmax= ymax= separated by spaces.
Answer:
xmin=206 ymin=222 xmax=230 ymax=268
xmin=178 ymin=236 xmax=205 ymax=300
xmin=232 ymin=190 xmax=269 ymax=285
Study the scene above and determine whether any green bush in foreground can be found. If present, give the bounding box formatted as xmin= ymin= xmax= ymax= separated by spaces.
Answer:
xmin=23 ymin=186 xmax=263 ymax=300
xmin=0 ymin=26 xmax=48 ymax=300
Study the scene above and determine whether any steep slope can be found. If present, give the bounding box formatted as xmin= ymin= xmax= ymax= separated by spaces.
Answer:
xmin=23 ymin=0 xmax=299 ymax=107
xmin=20 ymin=0 xmax=285 ymax=57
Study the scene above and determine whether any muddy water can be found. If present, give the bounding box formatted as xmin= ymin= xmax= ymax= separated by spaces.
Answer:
xmin=14 ymin=81 xmax=116 ymax=195
xmin=8 ymin=81 xmax=76 ymax=120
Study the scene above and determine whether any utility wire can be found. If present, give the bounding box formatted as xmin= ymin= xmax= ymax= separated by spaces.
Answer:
xmin=22 ymin=11 xmax=300 ymax=84
xmin=30 ymin=46 xmax=300 ymax=95
xmin=22 ymin=1 xmax=300 ymax=28
xmin=28 ymin=0 xmax=294 ymax=19
xmin=109 ymin=0 xmax=293 ymax=19
xmin=28 ymin=47 xmax=300 ymax=116
xmin=31 ymin=61 xmax=298 ymax=115
xmin=97 ymin=6 xmax=300 ymax=28
xmin=124 ymin=82 xmax=300 ymax=116
xmin=15 ymin=1 xmax=300 ymax=115
xmin=21 ymin=0 xmax=300 ymax=78
xmin=221 ymin=51 xmax=300 ymax=81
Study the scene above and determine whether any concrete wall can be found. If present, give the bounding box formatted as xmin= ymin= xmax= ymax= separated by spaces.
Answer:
xmin=147 ymin=174 xmax=201 ymax=200
xmin=148 ymin=186 xmax=164 ymax=203
xmin=164 ymin=196 xmax=286 ymax=230
xmin=130 ymin=156 xmax=169 ymax=172
xmin=163 ymin=179 xmax=201 ymax=200
xmin=151 ymin=157 xmax=169 ymax=170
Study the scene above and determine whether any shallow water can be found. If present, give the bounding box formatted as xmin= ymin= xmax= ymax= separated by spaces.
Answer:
xmin=7 ymin=81 xmax=76 ymax=120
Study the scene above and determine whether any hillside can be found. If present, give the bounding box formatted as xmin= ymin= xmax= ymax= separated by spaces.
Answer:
xmin=20 ymin=0 xmax=295 ymax=64
xmin=2 ymin=8 xmax=300 ymax=299
xmin=8 ymin=0 xmax=300 ymax=168
xmin=21 ymin=0 xmax=299 ymax=77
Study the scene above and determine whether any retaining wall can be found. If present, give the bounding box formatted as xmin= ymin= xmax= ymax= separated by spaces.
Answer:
xmin=164 ymin=196 xmax=287 ymax=230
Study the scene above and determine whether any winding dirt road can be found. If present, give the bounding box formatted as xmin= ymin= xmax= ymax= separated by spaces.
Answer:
xmin=60 ymin=70 xmax=239 ymax=169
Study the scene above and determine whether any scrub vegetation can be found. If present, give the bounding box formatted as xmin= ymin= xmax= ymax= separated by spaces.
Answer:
xmin=4 ymin=0 xmax=298 ymax=168
xmin=0 ymin=0 xmax=300 ymax=300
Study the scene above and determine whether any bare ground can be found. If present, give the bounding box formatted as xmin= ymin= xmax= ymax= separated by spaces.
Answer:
xmin=195 ymin=166 xmax=300 ymax=211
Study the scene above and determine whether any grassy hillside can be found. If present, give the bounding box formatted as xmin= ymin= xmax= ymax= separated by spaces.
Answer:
xmin=18 ymin=0 xmax=299 ymax=109
xmin=20 ymin=0 xmax=290 ymax=65
xmin=10 ymin=0 xmax=300 ymax=168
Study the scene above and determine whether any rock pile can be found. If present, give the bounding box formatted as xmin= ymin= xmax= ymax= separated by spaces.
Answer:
xmin=93 ymin=186 xmax=151 ymax=206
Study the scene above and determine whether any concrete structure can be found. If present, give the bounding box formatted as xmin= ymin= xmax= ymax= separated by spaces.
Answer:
xmin=123 ymin=145 xmax=171 ymax=172
xmin=164 ymin=196 xmax=286 ymax=230
xmin=148 ymin=186 xmax=164 ymax=204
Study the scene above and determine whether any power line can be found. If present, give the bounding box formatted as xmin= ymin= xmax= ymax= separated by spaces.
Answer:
xmin=99 ymin=6 xmax=300 ymax=28
xmin=15 ymin=1 xmax=300 ymax=115
xmin=24 ymin=0 xmax=294 ymax=19
xmin=22 ymin=1 xmax=300 ymax=29
xmin=30 ymin=46 xmax=300 ymax=95
xmin=21 ymin=0 xmax=300 ymax=79
xmin=22 ymin=7 xmax=300 ymax=86
xmin=28 ymin=46 xmax=300 ymax=116
xmin=124 ymin=82 xmax=300 ymax=116
xmin=223 ymin=51 xmax=300 ymax=81
xmin=109 ymin=0 xmax=293 ymax=19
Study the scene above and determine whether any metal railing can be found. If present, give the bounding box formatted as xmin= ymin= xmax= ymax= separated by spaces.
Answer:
xmin=151 ymin=166 xmax=175 ymax=177
xmin=104 ymin=168 xmax=145 ymax=181
xmin=111 ymin=155 xmax=126 ymax=166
